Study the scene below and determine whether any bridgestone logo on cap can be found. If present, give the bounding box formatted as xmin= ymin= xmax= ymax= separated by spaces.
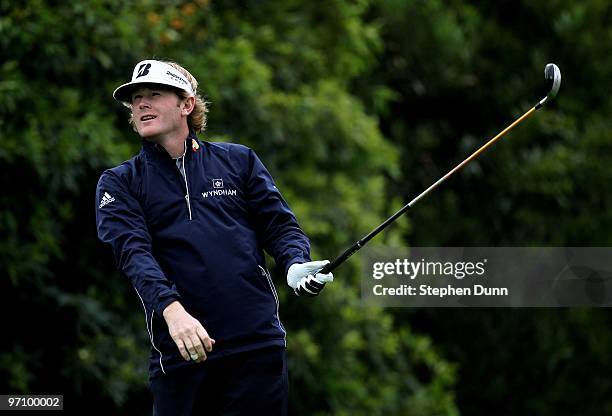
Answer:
xmin=137 ymin=63 xmax=151 ymax=78
xmin=166 ymin=70 xmax=188 ymax=86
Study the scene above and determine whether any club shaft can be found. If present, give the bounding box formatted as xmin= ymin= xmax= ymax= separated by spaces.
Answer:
xmin=318 ymin=105 xmax=539 ymax=276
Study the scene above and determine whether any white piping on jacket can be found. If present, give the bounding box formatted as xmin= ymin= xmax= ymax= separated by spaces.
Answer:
xmin=259 ymin=265 xmax=287 ymax=346
xmin=133 ymin=287 xmax=166 ymax=375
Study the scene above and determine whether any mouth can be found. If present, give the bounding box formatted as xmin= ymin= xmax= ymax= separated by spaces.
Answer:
xmin=140 ymin=115 xmax=157 ymax=122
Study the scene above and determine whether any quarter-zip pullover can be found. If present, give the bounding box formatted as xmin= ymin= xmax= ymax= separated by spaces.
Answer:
xmin=95 ymin=132 xmax=311 ymax=378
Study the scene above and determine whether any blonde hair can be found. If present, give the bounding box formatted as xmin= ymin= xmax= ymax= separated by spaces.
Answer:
xmin=126 ymin=60 xmax=209 ymax=133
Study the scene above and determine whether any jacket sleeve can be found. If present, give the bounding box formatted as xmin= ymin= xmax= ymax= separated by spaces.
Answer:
xmin=245 ymin=149 xmax=311 ymax=276
xmin=96 ymin=170 xmax=180 ymax=316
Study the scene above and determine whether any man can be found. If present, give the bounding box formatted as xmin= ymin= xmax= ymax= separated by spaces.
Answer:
xmin=96 ymin=59 xmax=333 ymax=415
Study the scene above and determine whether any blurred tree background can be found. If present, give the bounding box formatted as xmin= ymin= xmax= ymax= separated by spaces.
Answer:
xmin=1 ymin=0 xmax=611 ymax=414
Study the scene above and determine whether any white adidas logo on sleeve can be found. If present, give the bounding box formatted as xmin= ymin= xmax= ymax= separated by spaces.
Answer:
xmin=99 ymin=192 xmax=116 ymax=208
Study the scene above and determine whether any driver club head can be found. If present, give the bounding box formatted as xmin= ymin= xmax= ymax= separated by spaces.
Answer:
xmin=545 ymin=63 xmax=561 ymax=100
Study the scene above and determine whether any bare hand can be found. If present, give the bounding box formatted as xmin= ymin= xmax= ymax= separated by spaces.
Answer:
xmin=162 ymin=301 xmax=215 ymax=363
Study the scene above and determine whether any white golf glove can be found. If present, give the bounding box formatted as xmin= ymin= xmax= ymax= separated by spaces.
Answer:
xmin=287 ymin=260 xmax=334 ymax=297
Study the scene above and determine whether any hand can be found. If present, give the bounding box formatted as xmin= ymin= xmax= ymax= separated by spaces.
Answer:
xmin=162 ymin=301 xmax=215 ymax=363
xmin=287 ymin=260 xmax=334 ymax=297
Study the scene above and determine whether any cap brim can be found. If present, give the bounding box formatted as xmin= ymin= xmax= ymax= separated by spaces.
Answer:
xmin=113 ymin=81 xmax=186 ymax=103
xmin=113 ymin=81 xmax=139 ymax=103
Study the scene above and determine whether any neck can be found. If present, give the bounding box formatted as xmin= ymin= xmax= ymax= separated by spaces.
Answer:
xmin=145 ymin=126 xmax=190 ymax=158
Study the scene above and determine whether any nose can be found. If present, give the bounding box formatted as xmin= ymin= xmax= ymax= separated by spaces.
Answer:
xmin=138 ymin=98 xmax=151 ymax=110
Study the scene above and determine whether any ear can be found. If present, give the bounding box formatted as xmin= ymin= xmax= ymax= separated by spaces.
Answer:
xmin=181 ymin=96 xmax=196 ymax=116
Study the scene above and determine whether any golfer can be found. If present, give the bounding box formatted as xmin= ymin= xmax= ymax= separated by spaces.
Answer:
xmin=95 ymin=59 xmax=333 ymax=415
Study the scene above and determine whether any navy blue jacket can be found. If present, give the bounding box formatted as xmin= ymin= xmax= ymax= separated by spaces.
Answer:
xmin=96 ymin=132 xmax=311 ymax=378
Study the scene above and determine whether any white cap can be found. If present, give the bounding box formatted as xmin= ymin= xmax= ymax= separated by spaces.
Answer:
xmin=113 ymin=60 xmax=195 ymax=102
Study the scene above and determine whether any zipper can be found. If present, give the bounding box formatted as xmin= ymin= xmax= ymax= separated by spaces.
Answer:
xmin=181 ymin=154 xmax=193 ymax=221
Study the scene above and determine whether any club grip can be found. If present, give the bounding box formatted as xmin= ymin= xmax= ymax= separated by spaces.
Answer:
xmin=316 ymin=262 xmax=333 ymax=276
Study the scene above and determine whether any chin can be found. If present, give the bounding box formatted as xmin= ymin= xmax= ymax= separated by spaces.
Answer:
xmin=137 ymin=126 xmax=161 ymax=139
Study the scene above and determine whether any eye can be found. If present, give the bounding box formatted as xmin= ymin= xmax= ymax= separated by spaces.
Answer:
xmin=152 ymin=92 xmax=161 ymax=96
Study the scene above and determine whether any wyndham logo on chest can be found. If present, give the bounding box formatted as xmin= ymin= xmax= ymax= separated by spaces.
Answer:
xmin=202 ymin=178 xmax=238 ymax=199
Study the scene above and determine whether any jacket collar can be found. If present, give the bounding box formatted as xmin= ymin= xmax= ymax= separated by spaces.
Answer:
xmin=141 ymin=130 xmax=200 ymax=162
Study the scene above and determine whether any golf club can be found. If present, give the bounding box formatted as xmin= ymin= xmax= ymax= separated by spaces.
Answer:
xmin=316 ymin=63 xmax=562 ymax=277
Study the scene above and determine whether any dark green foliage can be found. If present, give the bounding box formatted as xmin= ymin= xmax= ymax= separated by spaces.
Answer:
xmin=1 ymin=0 xmax=611 ymax=414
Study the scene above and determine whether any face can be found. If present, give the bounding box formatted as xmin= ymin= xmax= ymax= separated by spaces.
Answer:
xmin=130 ymin=85 xmax=191 ymax=141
